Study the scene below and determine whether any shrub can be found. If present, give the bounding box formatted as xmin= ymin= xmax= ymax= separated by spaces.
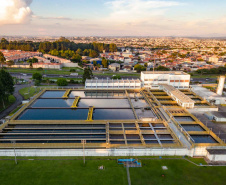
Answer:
xmin=70 ymin=79 xmax=75 ymax=83
xmin=57 ymin=78 xmax=68 ymax=86
xmin=32 ymin=73 xmax=42 ymax=81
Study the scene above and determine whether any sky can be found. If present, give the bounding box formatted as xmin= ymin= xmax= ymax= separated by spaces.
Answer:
xmin=0 ymin=0 xmax=226 ymax=37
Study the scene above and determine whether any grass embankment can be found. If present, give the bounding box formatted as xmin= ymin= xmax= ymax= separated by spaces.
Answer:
xmin=8 ymin=104 xmax=23 ymax=116
xmin=0 ymin=95 xmax=16 ymax=112
xmin=19 ymin=87 xmax=41 ymax=100
xmin=0 ymin=157 xmax=225 ymax=185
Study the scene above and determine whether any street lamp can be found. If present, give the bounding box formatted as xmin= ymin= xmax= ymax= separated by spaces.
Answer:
xmin=11 ymin=140 xmax=17 ymax=165
xmin=81 ymin=139 xmax=86 ymax=164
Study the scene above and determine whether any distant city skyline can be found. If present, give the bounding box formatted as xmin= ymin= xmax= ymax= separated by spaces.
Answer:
xmin=0 ymin=0 xmax=226 ymax=37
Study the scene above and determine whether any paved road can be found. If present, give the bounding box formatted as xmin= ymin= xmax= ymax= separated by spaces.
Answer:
xmin=0 ymin=83 xmax=33 ymax=120
xmin=191 ymin=78 xmax=216 ymax=84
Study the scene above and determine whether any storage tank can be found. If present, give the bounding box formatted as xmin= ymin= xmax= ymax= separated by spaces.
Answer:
xmin=216 ymin=76 xmax=225 ymax=95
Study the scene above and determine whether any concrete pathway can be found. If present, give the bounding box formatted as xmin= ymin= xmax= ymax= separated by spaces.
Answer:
xmin=126 ymin=165 xmax=131 ymax=185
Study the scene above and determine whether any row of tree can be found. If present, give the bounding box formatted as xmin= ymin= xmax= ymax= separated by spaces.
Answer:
xmin=0 ymin=37 xmax=117 ymax=54
xmin=134 ymin=64 xmax=170 ymax=72
xmin=196 ymin=66 xmax=226 ymax=75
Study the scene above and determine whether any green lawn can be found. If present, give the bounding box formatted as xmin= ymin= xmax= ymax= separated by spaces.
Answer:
xmin=0 ymin=157 xmax=225 ymax=185
xmin=0 ymin=95 xmax=16 ymax=112
xmin=0 ymin=158 xmax=127 ymax=185
xmin=19 ymin=87 xmax=41 ymax=100
xmin=130 ymin=159 xmax=226 ymax=185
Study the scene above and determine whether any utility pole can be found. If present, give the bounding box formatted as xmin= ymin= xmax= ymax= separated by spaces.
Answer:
xmin=81 ymin=139 xmax=86 ymax=165
xmin=11 ymin=140 xmax=17 ymax=165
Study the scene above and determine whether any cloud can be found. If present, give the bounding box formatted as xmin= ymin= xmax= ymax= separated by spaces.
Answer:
xmin=0 ymin=0 xmax=33 ymax=25
xmin=105 ymin=0 xmax=182 ymax=24
xmin=32 ymin=15 xmax=73 ymax=21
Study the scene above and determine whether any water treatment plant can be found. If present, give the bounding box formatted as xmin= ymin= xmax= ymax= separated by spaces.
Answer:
xmin=0 ymin=72 xmax=225 ymax=161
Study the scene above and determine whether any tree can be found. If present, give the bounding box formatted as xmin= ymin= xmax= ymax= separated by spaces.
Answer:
xmin=0 ymin=51 xmax=6 ymax=68
xmin=0 ymin=70 xmax=14 ymax=108
xmin=134 ymin=64 xmax=146 ymax=73
xmin=82 ymin=68 xmax=93 ymax=83
xmin=32 ymin=73 xmax=42 ymax=81
xmin=89 ymin=50 xmax=98 ymax=58
xmin=57 ymin=78 xmax=68 ymax=86
xmin=76 ymin=48 xmax=83 ymax=55
xmin=32 ymin=57 xmax=38 ymax=63
xmin=155 ymin=66 xmax=170 ymax=71
xmin=6 ymin=60 xmax=14 ymax=67
xmin=83 ymin=49 xmax=90 ymax=56
xmin=102 ymin=58 xmax=108 ymax=68
xmin=71 ymin=54 xmax=82 ymax=63
xmin=109 ymin=43 xmax=117 ymax=52
xmin=112 ymin=75 xmax=121 ymax=79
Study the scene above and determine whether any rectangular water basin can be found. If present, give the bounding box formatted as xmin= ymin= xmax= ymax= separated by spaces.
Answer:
xmin=40 ymin=91 xmax=65 ymax=98
xmin=126 ymin=134 xmax=140 ymax=140
xmin=93 ymin=109 xmax=135 ymax=120
xmin=191 ymin=135 xmax=218 ymax=143
xmin=181 ymin=124 xmax=205 ymax=132
xmin=78 ymin=99 xmax=130 ymax=108
xmin=174 ymin=116 xmax=195 ymax=122
xmin=142 ymin=134 xmax=156 ymax=140
xmin=3 ymin=129 xmax=106 ymax=134
xmin=17 ymin=109 xmax=89 ymax=120
xmin=145 ymin=140 xmax=159 ymax=144
xmin=110 ymin=141 xmax=125 ymax=144
xmin=69 ymin=91 xmax=126 ymax=98
xmin=31 ymin=99 xmax=74 ymax=108
xmin=131 ymin=99 xmax=148 ymax=108
xmin=110 ymin=134 xmax=124 ymax=139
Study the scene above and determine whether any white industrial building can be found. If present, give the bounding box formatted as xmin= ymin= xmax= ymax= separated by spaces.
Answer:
xmin=85 ymin=79 xmax=141 ymax=89
xmin=191 ymin=85 xmax=226 ymax=105
xmin=205 ymin=112 xmax=226 ymax=122
xmin=141 ymin=71 xmax=190 ymax=89
xmin=161 ymin=84 xmax=195 ymax=109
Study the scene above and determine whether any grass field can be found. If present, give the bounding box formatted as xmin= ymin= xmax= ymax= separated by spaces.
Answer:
xmin=19 ymin=87 xmax=41 ymax=100
xmin=0 ymin=158 xmax=127 ymax=185
xmin=0 ymin=157 xmax=225 ymax=185
xmin=7 ymin=68 xmax=140 ymax=77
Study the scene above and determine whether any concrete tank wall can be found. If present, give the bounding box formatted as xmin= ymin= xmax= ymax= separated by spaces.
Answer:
xmin=0 ymin=147 xmax=209 ymax=157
